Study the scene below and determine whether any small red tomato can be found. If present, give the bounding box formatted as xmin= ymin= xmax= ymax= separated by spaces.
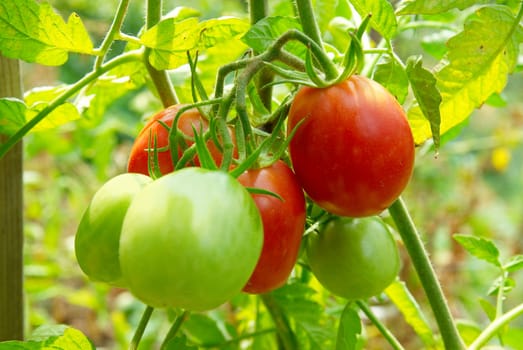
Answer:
xmin=238 ymin=160 xmax=306 ymax=294
xmin=127 ymin=105 xmax=235 ymax=175
xmin=287 ymin=75 xmax=415 ymax=217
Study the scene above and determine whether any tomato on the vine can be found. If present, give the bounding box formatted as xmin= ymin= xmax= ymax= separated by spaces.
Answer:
xmin=127 ymin=105 xmax=236 ymax=176
xmin=119 ymin=167 xmax=263 ymax=311
xmin=75 ymin=173 xmax=152 ymax=285
xmin=287 ymin=75 xmax=415 ymax=217
xmin=238 ymin=160 xmax=306 ymax=294
xmin=306 ymin=216 xmax=400 ymax=300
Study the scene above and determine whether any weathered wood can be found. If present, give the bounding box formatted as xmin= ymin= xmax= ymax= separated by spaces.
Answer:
xmin=0 ymin=55 xmax=24 ymax=341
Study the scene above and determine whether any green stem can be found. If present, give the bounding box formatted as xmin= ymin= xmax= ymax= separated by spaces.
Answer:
xmin=388 ymin=198 xmax=465 ymax=350
xmin=94 ymin=0 xmax=131 ymax=68
xmin=129 ymin=305 xmax=154 ymax=350
xmin=295 ymin=0 xmax=323 ymax=50
xmin=248 ymin=0 xmax=268 ymax=25
xmin=356 ymin=301 xmax=405 ymax=350
xmin=0 ymin=50 xmax=143 ymax=159
xmin=260 ymin=293 xmax=298 ymax=350
xmin=160 ymin=310 xmax=190 ymax=349
xmin=144 ymin=0 xmax=179 ymax=107
xmin=468 ymin=303 xmax=523 ymax=350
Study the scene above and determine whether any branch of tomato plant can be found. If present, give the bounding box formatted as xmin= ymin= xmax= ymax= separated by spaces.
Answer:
xmin=468 ymin=302 xmax=523 ymax=350
xmin=129 ymin=305 xmax=154 ymax=350
xmin=388 ymin=198 xmax=466 ymax=350
xmin=144 ymin=0 xmax=178 ymax=107
xmin=160 ymin=310 xmax=190 ymax=349
xmin=0 ymin=50 xmax=143 ymax=159
xmin=356 ymin=300 xmax=405 ymax=350
xmin=94 ymin=0 xmax=131 ymax=68
xmin=260 ymin=293 xmax=299 ymax=350
xmin=294 ymin=0 xmax=324 ymax=55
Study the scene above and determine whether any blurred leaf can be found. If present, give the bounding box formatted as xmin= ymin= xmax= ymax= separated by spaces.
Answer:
xmin=406 ymin=56 xmax=442 ymax=149
xmin=478 ymin=298 xmax=496 ymax=321
xmin=182 ymin=313 xmax=227 ymax=345
xmin=0 ymin=325 xmax=94 ymax=349
xmin=0 ymin=98 xmax=26 ymax=136
xmin=456 ymin=319 xmax=482 ymax=346
xmin=348 ymin=0 xmax=397 ymax=39
xmin=411 ymin=5 xmax=521 ymax=143
xmin=504 ymin=255 xmax=523 ymax=273
xmin=420 ymin=30 xmax=454 ymax=60
xmin=0 ymin=0 xmax=94 ymax=65
xmin=453 ymin=234 xmax=501 ymax=267
xmin=242 ymin=16 xmax=303 ymax=54
xmin=335 ymin=303 xmax=362 ymax=350
xmin=373 ymin=57 xmax=409 ymax=103
xmin=397 ymin=0 xmax=486 ymax=15
xmin=385 ymin=280 xmax=436 ymax=347
xmin=165 ymin=334 xmax=198 ymax=350
xmin=314 ymin=0 xmax=338 ymax=36
xmin=488 ymin=276 xmax=515 ymax=296
xmin=28 ymin=102 xmax=81 ymax=131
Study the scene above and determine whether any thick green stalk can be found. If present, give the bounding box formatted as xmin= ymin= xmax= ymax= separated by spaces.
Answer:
xmin=94 ymin=0 xmax=131 ymax=68
xmin=0 ymin=56 xmax=24 ymax=341
xmin=388 ymin=198 xmax=465 ymax=350
xmin=144 ymin=0 xmax=178 ymax=107
xmin=294 ymin=0 xmax=323 ymax=50
xmin=129 ymin=305 xmax=154 ymax=350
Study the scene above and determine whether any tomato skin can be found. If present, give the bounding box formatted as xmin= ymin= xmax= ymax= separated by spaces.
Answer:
xmin=119 ymin=167 xmax=263 ymax=311
xmin=127 ymin=105 xmax=235 ymax=176
xmin=306 ymin=216 xmax=400 ymax=300
xmin=287 ymin=75 xmax=415 ymax=217
xmin=238 ymin=160 xmax=306 ymax=294
xmin=75 ymin=173 xmax=152 ymax=285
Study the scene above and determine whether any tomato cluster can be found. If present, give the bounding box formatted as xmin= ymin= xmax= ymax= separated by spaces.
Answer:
xmin=75 ymin=75 xmax=414 ymax=309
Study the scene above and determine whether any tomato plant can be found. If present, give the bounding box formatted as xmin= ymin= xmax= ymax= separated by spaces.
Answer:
xmin=118 ymin=167 xmax=263 ymax=311
xmin=287 ymin=75 xmax=415 ymax=218
xmin=75 ymin=173 xmax=152 ymax=285
xmin=238 ymin=160 xmax=306 ymax=294
xmin=306 ymin=216 xmax=400 ymax=300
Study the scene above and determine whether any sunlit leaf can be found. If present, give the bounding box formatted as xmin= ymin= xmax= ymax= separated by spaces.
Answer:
xmin=196 ymin=17 xmax=249 ymax=49
xmin=456 ymin=319 xmax=482 ymax=346
xmin=0 ymin=325 xmax=95 ymax=349
xmin=242 ymin=16 xmax=303 ymax=54
xmin=385 ymin=280 xmax=437 ymax=347
xmin=0 ymin=98 xmax=26 ymax=136
xmin=397 ymin=0 xmax=487 ymax=15
xmin=0 ymin=0 xmax=94 ymax=65
xmin=348 ymin=0 xmax=397 ymax=39
xmin=453 ymin=234 xmax=501 ymax=267
xmin=372 ymin=57 xmax=409 ymax=103
xmin=504 ymin=255 xmax=523 ymax=273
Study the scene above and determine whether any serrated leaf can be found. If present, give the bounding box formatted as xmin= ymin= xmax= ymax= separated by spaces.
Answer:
xmin=335 ymin=304 xmax=362 ymax=350
xmin=372 ymin=57 xmax=409 ymax=103
xmin=397 ymin=0 xmax=486 ymax=15
xmin=196 ymin=18 xmax=249 ymax=49
xmin=406 ymin=56 xmax=441 ymax=149
xmin=453 ymin=234 xmax=501 ymax=267
xmin=242 ymin=16 xmax=303 ymax=54
xmin=504 ymin=255 xmax=523 ymax=273
xmin=0 ymin=98 xmax=26 ymax=136
xmin=0 ymin=325 xmax=94 ymax=349
xmin=0 ymin=0 xmax=94 ymax=65
xmin=411 ymin=5 xmax=521 ymax=144
xmin=348 ymin=0 xmax=397 ymax=39
xmin=385 ymin=280 xmax=436 ymax=347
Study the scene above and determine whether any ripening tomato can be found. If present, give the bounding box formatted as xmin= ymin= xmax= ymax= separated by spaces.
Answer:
xmin=75 ymin=173 xmax=152 ymax=285
xmin=238 ymin=160 xmax=306 ymax=294
xmin=127 ymin=105 xmax=236 ymax=176
xmin=119 ymin=167 xmax=263 ymax=311
xmin=287 ymin=75 xmax=415 ymax=217
xmin=306 ymin=216 xmax=400 ymax=300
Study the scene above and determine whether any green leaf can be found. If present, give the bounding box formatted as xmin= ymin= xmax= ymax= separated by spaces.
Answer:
xmin=504 ymin=255 xmax=523 ymax=273
xmin=453 ymin=234 xmax=501 ymax=267
xmin=196 ymin=18 xmax=249 ymax=49
xmin=182 ymin=314 xmax=226 ymax=345
xmin=411 ymin=5 xmax=521 ymax=144
xmin=405 ymin=56 xmax=442 ymax=149
xmin=348 ymin=0 xmax=397 ymax=39
xmin=314 ymin=0 xmax=339 ymax=36
xmin=385 ymin=280 xmax=436 ymax=347
xmin=487 ymin=276 xmax=516 ymax=296
xmin=0 ymin=325 xmax=94 ymax=349
xmin=335 ymin=304 xmax=362 ymax=350
xmin=478 ymin=298 xmax=496 ymax=321
xmin=455 ymin=319 xmax=482 ymax=346
xmin=164 ymin=334 xmax=198 ymax=350
xmin=28 ymin=102 xmax=81 ymax=131
xmin=0 ymin=98 xmax=26 ymax=136
xmin=241 ymin=16 xmax=303 ymax=54
xmin=396 ymin=0 xmax=486 ymax=15
xmin=0 ymin=0 xmax=94 ymax=65
xmin=372 ymin=57 xmax=409 ymax=103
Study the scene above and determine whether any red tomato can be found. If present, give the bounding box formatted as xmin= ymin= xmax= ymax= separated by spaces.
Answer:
xmin=287 ymin=75 xmax=415 ymax=217
xmin=238 ymin=160 xmax=306 ymax=294
xmin=127 ymin=105 xmax=235 ymax=175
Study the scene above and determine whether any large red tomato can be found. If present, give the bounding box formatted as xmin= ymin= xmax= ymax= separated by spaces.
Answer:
xmin=238 ymin=160 xmax=306 ymax=294
xmin=287 ymin=75 xmax=415 ymax=217
xmin=127 ymin=105 xmax=235 ymax=175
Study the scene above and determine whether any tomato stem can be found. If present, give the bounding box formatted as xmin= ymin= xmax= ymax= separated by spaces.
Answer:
xmin=160 ymin=310 xmax=190 ymax=349
xmin=129 ymin=305 xmax=154 ymax=350
xmin=260 ymin=293 xmax=298 ymax=350
xmin=356 ymin=300 xmax=405 ymax=350
xmin=388 ymin=197 xmax=466 ymax=350
xmin=94 ymin=0 xmax=131 ymax=68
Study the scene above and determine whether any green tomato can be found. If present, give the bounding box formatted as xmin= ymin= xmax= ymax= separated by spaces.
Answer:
xmin=306 ymin=216 xmax=400 ymax=300
xmin=119 ymin=167 xmax=263 ymax=311
xmin=75 ymin=173 xmax=152 ymax=285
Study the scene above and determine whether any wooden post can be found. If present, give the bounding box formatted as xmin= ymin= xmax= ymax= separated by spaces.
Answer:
xmin=0 ymin=55 xmax=24 ymax=340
